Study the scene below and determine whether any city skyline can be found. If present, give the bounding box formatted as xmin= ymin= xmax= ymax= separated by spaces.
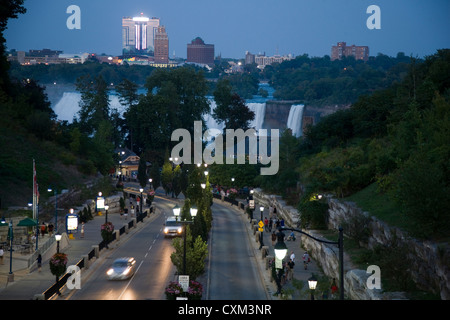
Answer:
xmin=4 ymin=0 xmax=450 ymax=60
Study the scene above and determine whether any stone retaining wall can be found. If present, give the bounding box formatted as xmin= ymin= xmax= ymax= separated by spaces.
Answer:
xmin=252 ymin=188 xmax=449 ymax=300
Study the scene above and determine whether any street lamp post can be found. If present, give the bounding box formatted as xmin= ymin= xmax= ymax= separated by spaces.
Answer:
xmin=104 ymin=205 xmax=109 ymax=224
xmin=47 ymin=187 xmax=58 ymax=232
xmin=139 ymin=188 xmax=144 ymax=214
xmin=173 ymin=204 xmax=197 ymax=275
xmin=273 ymin=228 xmax=287 ymax=295
xmin=259 ymin=205 xmax=265 ymax=249
xmin=308 ymin=274 xmax=318 ymax=300
xmin=277 ymin=226 xmax=345 ymax=300
xmin=55 ymin=233 xmax=62 ymax=295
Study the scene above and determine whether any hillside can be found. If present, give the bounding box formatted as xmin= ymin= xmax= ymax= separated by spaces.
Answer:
xmin=0 ymin=109 xmax=96 ymax=209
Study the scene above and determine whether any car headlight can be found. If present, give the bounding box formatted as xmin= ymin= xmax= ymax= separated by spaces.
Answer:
xmin=177 ymin=227 xmax=183 ymax=234
xmin=164 ymin=227 xmax=169 ymax=234
xmin=107 ymin=268 xmax=114 ymax=276
xmin=122 ymin=267 xmax=131 ymax=275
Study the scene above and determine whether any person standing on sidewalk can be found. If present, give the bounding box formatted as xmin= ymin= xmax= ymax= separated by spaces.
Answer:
xmin=0 ymin=247 xmax=4 ymax=265
xmin=37 ymin=254 xmax=42 ymax=272
xmin=302 ymin=251 xmax=310 ymax=270
xmin=287 ymin=258 xmax=295 ymax=281
xmin=81 ymin=222 xmax=85 ymax=238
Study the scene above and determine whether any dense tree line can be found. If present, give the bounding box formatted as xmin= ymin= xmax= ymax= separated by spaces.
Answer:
xmin=266 ymin=52 xmax=413 ymax=106
xmin=262 ymin=50 xmax=449 ymax=240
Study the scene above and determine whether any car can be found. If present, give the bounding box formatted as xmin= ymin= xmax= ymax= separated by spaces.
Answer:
xmin=106 ymin=257 xmax=137 ymax=280
xmin=163 ymin=216 xmax=183 ymax=238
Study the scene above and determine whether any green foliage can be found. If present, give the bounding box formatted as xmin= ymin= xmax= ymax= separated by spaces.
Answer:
xmin=170 ymin=228 xmax=208 ymax=280
xmin=161 ymin=161 xmax=174 ymax=195
xmin=270 ymin=53 xmax=412 ymax=106
xmin=212 ymin=79 xmax=255 ymax=131
xmin=297 ymin=192 xmax=329 ymax=229
xmin=137 ymin=154 xmax=148 ymax=188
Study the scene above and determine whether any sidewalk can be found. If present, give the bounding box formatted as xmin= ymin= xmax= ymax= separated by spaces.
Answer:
xmin=219 ymin=198 xmax=326 ymax=300
xmin=0 ymin=199 xmax=148 ymax=300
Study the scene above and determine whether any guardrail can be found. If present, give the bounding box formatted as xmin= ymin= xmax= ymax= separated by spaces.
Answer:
xmin=41 ymin=207 xmax=153 ymax=300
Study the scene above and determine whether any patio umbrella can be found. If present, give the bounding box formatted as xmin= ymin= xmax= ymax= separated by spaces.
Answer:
xmin=17 ymin=217 xmax=38 ymax=227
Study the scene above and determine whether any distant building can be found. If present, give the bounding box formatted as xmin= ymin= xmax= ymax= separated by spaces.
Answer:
xmin=122 ymin=14 xmax=160 ymax=56
xmin=7 ymin=49 xmax=89 ymax=65
xmin=187 ymin=37 xmax=215 ymax=66
xmin=154 ymin=26 xmax=169 ymax=64
xmin=331 ymin=42 xmax=369 ymax=62
xmin=245 ymin=51 xmax=294 ymax=69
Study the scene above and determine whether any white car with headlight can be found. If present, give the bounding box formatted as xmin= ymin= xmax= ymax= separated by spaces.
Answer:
xmin=106 ymin=257 xmax=136 ymax=280
xmin=163 ymin=216 xmax=183 ymax=238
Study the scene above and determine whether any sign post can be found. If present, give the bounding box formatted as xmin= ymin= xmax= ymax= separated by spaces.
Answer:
xmin=66 ymin=209 xmax=78 ymax=240
xmin=179 ymin=275 xmax=189 ymax=293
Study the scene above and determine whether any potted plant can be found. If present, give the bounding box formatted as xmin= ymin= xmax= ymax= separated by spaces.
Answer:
xmin=147 ymin=189 xmax=155 ymax=206
xmin=165 ymin=281 xmax=183 ymax=300
xmin=49 ymin=252 xmax=68 ymax=277
xmin=101 ymin=221 xmax=114 ymax=243
xmin=187 ymin=280 xmax=203 ymax=300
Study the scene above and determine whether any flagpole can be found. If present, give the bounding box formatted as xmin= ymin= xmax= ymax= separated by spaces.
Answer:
xmin=33 ymin=159 xmax=36 ymax=221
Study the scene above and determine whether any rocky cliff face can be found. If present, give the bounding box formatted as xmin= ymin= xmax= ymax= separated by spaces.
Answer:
xmin=327 ymin=198 xmax=449 ymax=300
xmin=253 ymin=189 xmax=449 ymax=300
xmin=262 ymin=100 xmax=349 ymax=135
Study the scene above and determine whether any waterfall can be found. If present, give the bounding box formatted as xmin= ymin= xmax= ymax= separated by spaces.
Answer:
xmin=52 ymin=92 xmax=126 ymax=122
xmin=287 ymin=104 xmax=305 ymax=137
xmin=51 ymin=92 xmax=268 ymax=132
xmin=204 ymin=100 xmax=266 ymax=132
xmin=246 ymin=102 xmax=266 ymax=131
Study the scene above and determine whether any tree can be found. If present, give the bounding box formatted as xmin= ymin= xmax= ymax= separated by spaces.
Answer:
xmin=0 ymin=0 xmax=26 ymax=91
xmin=137 ymin=154 xmax=148 ymax=188
xmin=149 ymin=162 xmax=161 ymax=190
xmin=213 ymin=79 xmax=255 ymax=131
xmin=161 ymin=161 xmax=174 ymax=196
xmin=170 ymin=227 xmax=208 ymax=280
xmin=89 ymin=120 xmax=115 ymax=175
xmin=75 ymin=74 xmax=110 ymax=135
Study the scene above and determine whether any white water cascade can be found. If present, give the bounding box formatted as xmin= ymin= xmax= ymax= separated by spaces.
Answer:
xmin=53 ymin=92 xmax=125 ymax=122
xmin=246 ymin=102 xmax=266 ymax=132
xmin=286 ymin=104 xmax=305 ymax=137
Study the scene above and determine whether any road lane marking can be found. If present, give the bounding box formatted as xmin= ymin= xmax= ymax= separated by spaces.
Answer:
xmin=117 ymin=260 xmax=144 ymax=300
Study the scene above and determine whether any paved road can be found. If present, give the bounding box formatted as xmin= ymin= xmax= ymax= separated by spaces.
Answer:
xmin=66 ymin=198 xmax=179 ymax=300
xmin=206 ymin=201 xmax=268 ymax=300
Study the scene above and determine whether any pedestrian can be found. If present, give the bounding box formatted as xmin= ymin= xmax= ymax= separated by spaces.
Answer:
xmin=331 ymin=278 xmax=338 ymax=298
xmin=280 ymin=218 xmax=284 ymax=228
xmin=41 ymin=223 xmax=46 ymax=237
xmin=37 ymin=254 xmax=42 ymax=272
xmin=287 ymin=258 xmax=295 ymax=281
xmin=302 ymin=251 xmax=310 ymax=270
xmin=48 ymin=223 xmax=54 ymax=237
xmin=264 ymin=217 xmax=268 ymax=231
xmin=80 ymin=222 xmax=85 ymax=238
xmin=287 ymin=231 xmax=296 ymax=241
xmin=271 ymin=231 xmax=277 ymax=246
xmin=268 ymin=218 xmax=273 ymax=232
xmin=290 ymin=251 xmax=295 ymax=262
xmin=0 ymin=247 xmax=4 ymax=265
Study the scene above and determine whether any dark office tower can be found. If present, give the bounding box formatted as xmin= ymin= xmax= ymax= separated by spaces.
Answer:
xmin=154 ymin=26 xmax=169 ymax=64
xmin=187 ymin=37 xmax=215 ymax=66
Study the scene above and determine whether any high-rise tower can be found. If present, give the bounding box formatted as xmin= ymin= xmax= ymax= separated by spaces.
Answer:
xmin=122 ymin=14 xmax=160 ymax=56
xmin=154 ymin=26 xmax=169 ymax=64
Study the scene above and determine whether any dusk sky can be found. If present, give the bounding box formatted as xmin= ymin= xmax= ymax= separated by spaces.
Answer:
xmin=4 ymin=0 xmax=450 ymax=59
